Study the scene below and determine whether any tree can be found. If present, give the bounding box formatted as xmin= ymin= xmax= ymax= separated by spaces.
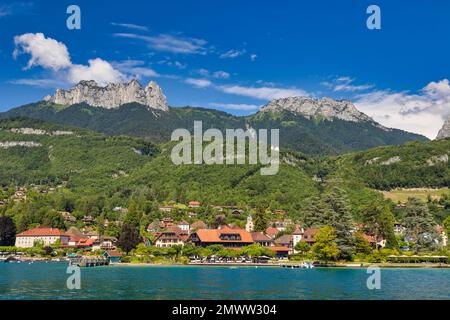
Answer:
xmin=253 ymin=206 xmax=268 ymax=232
xmin=353 ymin=231 xmax=372 ymax=255
xmin=443 ymin=216 xmax=450 ymax=238
xmin=302 ymin=196 xmax=332 ymax=228
xmin=0 ymin=216 xmax=17 ymax=246
xmin=294 ymin=241 xmax=310 ymax=256
xmin=402 ymin=198 xmax=435 ymax=240
xmin=361 ymin=201 xmax=396 ymax=247
xmin=311 ymin=226 xmax=340 ymax=263
xmin=117 ymin=223 xmax=140 ymax=254
xmin=323 ymin=188 xmax=354 ymax=260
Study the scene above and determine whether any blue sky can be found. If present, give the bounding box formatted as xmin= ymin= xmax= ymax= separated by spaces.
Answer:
xmin=0 ymin=0 xmax=449 ymax=138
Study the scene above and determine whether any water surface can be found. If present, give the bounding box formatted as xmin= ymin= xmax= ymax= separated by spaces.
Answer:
xmin=0 ymin=262 xmax=448 ymax=299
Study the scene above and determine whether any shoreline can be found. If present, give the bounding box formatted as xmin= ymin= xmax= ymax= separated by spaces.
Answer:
xmin=110 ymin=262 xmax=450 ymax=269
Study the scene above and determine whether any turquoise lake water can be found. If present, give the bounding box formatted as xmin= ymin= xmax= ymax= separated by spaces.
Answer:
xmin=0 ymin=262 xmax=449 ymax=300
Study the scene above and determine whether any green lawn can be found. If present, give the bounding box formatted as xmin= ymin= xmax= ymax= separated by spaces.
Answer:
xmin=380 ymin=188 xmax=450 ymax=203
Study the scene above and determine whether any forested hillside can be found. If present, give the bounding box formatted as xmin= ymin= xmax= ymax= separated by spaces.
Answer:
xmin=0 ymin=102 xmax=427 ymax=156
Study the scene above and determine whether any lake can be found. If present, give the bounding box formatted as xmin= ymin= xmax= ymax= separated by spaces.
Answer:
xmin=0 ymin=262 xmax=449 ymax=300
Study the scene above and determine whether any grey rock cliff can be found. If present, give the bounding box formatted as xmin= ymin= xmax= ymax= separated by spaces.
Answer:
xmin=260 ymin=96 xmax=375 ymax=123
xmin=44 ymin=80 xmax=168 ymax=111
xmin=436 ymin=117 xmax=450 ymax=139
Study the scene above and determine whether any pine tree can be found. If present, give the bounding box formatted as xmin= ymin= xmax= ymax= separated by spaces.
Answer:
xmin=0 ymin=216 xmax=17 ymax=246
xmin=117 ymin=223 xmax=140 ymax=254
xmin=323 ymin=188 xmax=354 ymax=260
xmin=402 ymin=197 xmax=435 ymax=243
xmin=254 ymin=206 xmax=268 ymax=232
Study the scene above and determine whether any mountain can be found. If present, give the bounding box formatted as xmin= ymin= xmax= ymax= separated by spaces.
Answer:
xmin=44 ymin=80 xmax=168 ymax=111
xmin=0 ymin=81 xmax=428 ymax=156
xmin=261 ymin=97 xmax=373 ymax=123
xmin=0 ymin=118 xmax=448 ymax=222
xmin=436 ymin=116 xmax=450 ymax=139
xmin=0 ymin=117 xmax=159 ymax=189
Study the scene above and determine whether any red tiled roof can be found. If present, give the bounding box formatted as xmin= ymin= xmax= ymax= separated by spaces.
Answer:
xmin=189 ymin=201 xmax=201 ymax=205
xmin=265 ymin=227 xmax=279 ymax=237
xmin=178 ymin=220 xmax=189 ymax=225
xmin=194 ymin=227 xmax=253 ymax=243
xmin=191 ymin=221 xmax=207 ymax=229
xmin=77 ymin=238 xmax=96 ymax=247
xmin=107 ymin=250 xmax=122 ymax=257
xmin=251 ymin=232 xmax=272 ymax=242
xmin=17 ymin=228 xmax=66 ymax=237
xmin=274 ymin=235 xmax=292 ymax=245
xmin=301 ymin=229 xmax=320 ymax=243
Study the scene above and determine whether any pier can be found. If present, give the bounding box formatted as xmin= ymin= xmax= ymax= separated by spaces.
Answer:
xmin=68 ymin=255 xmax=109 ymax=267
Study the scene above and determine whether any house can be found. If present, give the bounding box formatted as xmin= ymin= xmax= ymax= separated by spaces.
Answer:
xmin=159 ymin=206 xmax=175 ymax=213
xmin=77 ymin=238 xmax=96 ymax=249
xmin=251 ymin=232 xmax=273 ymax=247
xmin=160 ymin=218 xmax=174 ymax=229
xmin=177 ymin=220 xmax=190 ymax=233
xmin=65 ymin=227 xmax=83 ymax=247
xmin=292 ymin=225 xmax=304 ymax=250
xmin=245 ymin=215 xmax=254 ymax=232
xmin=59 ymin=211 xmax=76 ymax=223
xmin=301 ymin=229 xmax=320 ymax=245
xmin=188 ymin=212 xmax=198 ymax=218
xmin=362 ymin=234 xmax=386 ymax=249
xmin=269 ymin=246 xmax=290 ymax=259
xmin=154 ymin=226 xmax=186 ymax=248
xmin=274 ymin=235 xmax=293 ymax=249
xmin=82 ymin=216 xmax=95 ymax=225
xmin=188 ymin=226 xmax=254 ymax=248
xmin=435 ymin=226 xmax=448 ymax=247
xmin=15 ymin=228 xmax=69 ymax=248
xmin=92 ymin=236 xmax=117 ymax=251
xmin=188 ymin=201 xmax=201 ymax=208
xmin=104 ymin=250 xmax=122 ymax=263
xmin=147 ymin=221 xmax=160 ymax=233
xmin=265 ymin=227 xmax=279 ymax=239
xmin=191 ymin=220 xmax=207 ymax=231
xmin=83 ymin=231 xmax=100 ymax=239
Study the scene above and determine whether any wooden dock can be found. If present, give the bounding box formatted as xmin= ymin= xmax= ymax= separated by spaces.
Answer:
xmin=69 ymin=256 xmax=109 ymax=267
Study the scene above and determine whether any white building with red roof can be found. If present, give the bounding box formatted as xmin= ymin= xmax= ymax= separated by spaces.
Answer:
xmin=15 ymin=227 xmax=69 ymax=248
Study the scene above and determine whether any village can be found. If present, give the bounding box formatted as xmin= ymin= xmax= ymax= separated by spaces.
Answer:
xmin=2 ymin=195 xmax=448 ymax=267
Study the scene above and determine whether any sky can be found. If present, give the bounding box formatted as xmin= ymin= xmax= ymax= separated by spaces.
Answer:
xmin=0 ymin=0 xmax=449 ymax=138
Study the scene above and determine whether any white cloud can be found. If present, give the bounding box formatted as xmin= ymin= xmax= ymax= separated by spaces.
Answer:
xmin=250 ymin=54 xmax=258 ymax=61
xmin=220 ymin=49 xmax=246 ymax=59
xmin=112 ymin=60 xmax=159 ymax=79
xmin=355 ymin=79 xmax=450 ymax=139
xmin=13 ymin=33 xmax=72 ymax=70
xmin=68 ymin=58 xmax=126 ymax=85
xmin=13 ymin=33 xmax=128 ymax=86
xmin=208 ymin=102 xmax=260 ymax=111
xmin=9 ymin=78 xmax=64 ymax=88
xmin=322 ymin=76 xmax=374 ymax=92
xmin=114 ymin=33 xmax=208 ymax=55
xmin=217 ymin=85 xmax=308 ymax=100
xmin=185 ymin=78 xmax=213 ymax=88
xmin=212 ymin=71 xmax=230 ymax=79
xmin=111 ymin=22 xmax=149 ymax=32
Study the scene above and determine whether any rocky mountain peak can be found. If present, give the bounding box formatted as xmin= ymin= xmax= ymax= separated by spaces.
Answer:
xmin=436 ymin=116 xmax=450 ymax=139
xmin=44 ymin=80 xmax=168 ymax=111
xmin=260 ymin=96 xmax=374 ymax=123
